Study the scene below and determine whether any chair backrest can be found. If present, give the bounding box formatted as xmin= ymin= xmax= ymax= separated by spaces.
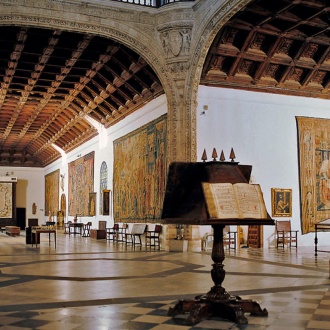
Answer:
xmin=223 ymin=225 xmax=230 ymax=234
xmin=155 ymin=225 xmax=162 ymax=233
xmin=28 ymin=218 xmax=38 ymax=227
xmin=276 ymin=220 xmax=291 ymax=233
xmin=131 ymin=224 xmax=146 ymax=234
xmin=87 ymin=222 xmax=92 ymax=226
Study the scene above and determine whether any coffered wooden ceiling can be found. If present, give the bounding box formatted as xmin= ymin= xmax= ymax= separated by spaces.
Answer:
xmin=0 ymin=26 xmax=163 ymax=167
xmin=201 ymin=0 xmax=330 ymax=99
xmin=1 ymin=0 xmax=330 ymax=167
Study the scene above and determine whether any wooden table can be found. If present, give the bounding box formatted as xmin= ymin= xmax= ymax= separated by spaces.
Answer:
xmin=31 ymin=227 xmax=56 ymax=249
xmin=69 ymin=222 xmax=83 ymax=235
xmin=314 ymin=219 xmax=330 ymax=256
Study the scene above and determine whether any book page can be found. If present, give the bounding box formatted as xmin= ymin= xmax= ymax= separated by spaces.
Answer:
xmin=202 ymin=182 xmax=240 ymax=219
xmin=233 ymin=183 xmax=268 ymax=219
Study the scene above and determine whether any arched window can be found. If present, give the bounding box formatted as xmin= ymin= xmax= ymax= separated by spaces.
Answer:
xmin=100 ymin=161 xmax=108 ymax=214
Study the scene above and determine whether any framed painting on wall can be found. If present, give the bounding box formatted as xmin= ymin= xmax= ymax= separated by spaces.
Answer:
xmin=89 ymin=192 xmax=96 ymax=217
xmin=271 ymin=188 xmax=292 ymax=217
xmin=103 ymin=189 xmax=110 ymax=215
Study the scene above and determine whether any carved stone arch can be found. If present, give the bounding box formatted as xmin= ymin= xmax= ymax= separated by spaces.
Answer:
xmin=0 ymin=0 xmax=182 ymax=164
xmin=180 ymin=0 xmax=250 ymax=161
xmin=0 ymin=3 xmax=171 ymax=88
xmin=191 ymin=0 xmax=252 ymax=79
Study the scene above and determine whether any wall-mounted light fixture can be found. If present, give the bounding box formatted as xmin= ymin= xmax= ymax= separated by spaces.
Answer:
xmin=201 ymin=104 xmax=208 ymax=115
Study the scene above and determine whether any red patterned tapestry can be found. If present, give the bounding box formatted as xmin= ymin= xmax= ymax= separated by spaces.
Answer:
xmin=68 ymin=151 xmax=94 ymax=216
xmin=113 ymin=115 xmax=167 ymax=223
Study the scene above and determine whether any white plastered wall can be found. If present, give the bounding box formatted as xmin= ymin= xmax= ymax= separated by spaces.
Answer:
xmin=197 ymin=85 xmax=330 ymax=248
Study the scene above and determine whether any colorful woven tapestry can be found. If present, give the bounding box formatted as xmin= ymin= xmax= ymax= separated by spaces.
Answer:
xmin=68 ymin=151 xmax=94 ymax=216
xmin=113 ymin=115 xmax=167 ymax=223
xmin=296 ymin=116 xmax=330 ymax=234
xmin=45 ymin=170 xmax=59 ymax=217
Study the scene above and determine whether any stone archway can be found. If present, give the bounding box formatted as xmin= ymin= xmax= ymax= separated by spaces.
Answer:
xmin=0 ymin=0 xmax=246 ymax=167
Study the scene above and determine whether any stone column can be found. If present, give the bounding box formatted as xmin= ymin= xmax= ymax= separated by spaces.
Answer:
xmin=156 ymin=12 xmax=201 ymax=250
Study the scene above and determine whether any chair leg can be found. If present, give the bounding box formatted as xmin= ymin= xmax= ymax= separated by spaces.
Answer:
xmin=125 ymin=234 xmax=133 ymax=245
xmin=131 ymin=235 xmax=142 ymax=248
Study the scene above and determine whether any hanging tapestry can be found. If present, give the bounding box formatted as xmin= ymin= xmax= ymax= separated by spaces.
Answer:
xmin=45 ymin=170 xmax=59 ymax=216
xmin=0 ymin=182 xmax=13 ymax=218
xmin=296 ymin=116 xmax=330 ymax=234
xmin=113 ymin=114 xmax=167 ymax=223
xmin=68 ymin=151 xmax=94 ymax=216
xmin=0 ymin=181 xmax=16 ymax=226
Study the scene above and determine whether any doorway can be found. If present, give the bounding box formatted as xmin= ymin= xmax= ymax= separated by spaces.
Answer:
xmin=16 ymin=208 xmax=26 ymax=229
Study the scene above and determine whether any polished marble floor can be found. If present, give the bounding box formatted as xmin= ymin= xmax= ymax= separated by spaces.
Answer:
xmin=0 ymin=230 xmax=330 ymax=329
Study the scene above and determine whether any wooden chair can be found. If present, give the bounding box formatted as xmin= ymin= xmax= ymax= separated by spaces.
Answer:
xmin=124 ymin=224 xmax=147 ymax=248
xmin=201 ymin=232 xmax=214 ymax=251
xmin=82 ymin=222 xmax=92 ymax=237
xmin=117 ymin=223 xmax=128 ymax=242
xmin=64 ymin=221 xmax=72 ymax=234
xmin=145 ymin=225 xmax=162 ymax=249
xmin=106 ymin=223 xmax=119 ymax=241
xmin=223 ymin=226 xmax=237 ymax=250
xmin=275 ymin=220 xmax=298 ymax=248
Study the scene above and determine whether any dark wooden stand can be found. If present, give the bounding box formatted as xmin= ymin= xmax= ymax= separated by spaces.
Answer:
xmin=168 ymin=221 xmax=270 ymax=325
xmin=162 ymin=161 xmax=274 ymax=325
xmin=314 ymin=219 xmax=330 ymax=256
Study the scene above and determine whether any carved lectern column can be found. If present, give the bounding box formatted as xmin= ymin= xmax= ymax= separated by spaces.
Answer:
xmin=206 ymin=224 xmax=230 ymax=301
xmin=168 ymin=223 xmax=268 ymax=325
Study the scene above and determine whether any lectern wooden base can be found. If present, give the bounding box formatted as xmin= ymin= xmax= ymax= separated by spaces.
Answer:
xmin=167 ymin=224 xmax=270 ymax=326
xmin=168 ymin=294 xmax=267 ymax=325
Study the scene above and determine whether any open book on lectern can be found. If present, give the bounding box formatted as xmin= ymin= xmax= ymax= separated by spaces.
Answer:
xmin=202 ymin=182 xmax=268 ymax=219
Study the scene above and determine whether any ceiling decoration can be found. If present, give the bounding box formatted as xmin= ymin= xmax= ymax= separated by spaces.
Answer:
xmin=0 ymin=26 xmax=163 ymax=167
xmin=201 ymin=0 xmax=330 ymax=99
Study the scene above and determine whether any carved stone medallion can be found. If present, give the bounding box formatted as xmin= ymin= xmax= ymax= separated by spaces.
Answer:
xmin=168 ymin=30 xmax=182 ymax=57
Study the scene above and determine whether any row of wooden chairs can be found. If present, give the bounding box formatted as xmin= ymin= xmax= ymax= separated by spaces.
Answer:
xmin=106 ymin=223 xmax=162 ymax=249
xmin=60 ymin=220 xmax=298 ymax=250
xmin=106 ymin=223 xmax=127 ymax=242
xmin=201 ymin=220 xmax=298 ymax=250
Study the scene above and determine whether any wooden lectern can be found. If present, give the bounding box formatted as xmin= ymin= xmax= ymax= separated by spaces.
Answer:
xmin=161 ymin=161 xmax=274 ymax=325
